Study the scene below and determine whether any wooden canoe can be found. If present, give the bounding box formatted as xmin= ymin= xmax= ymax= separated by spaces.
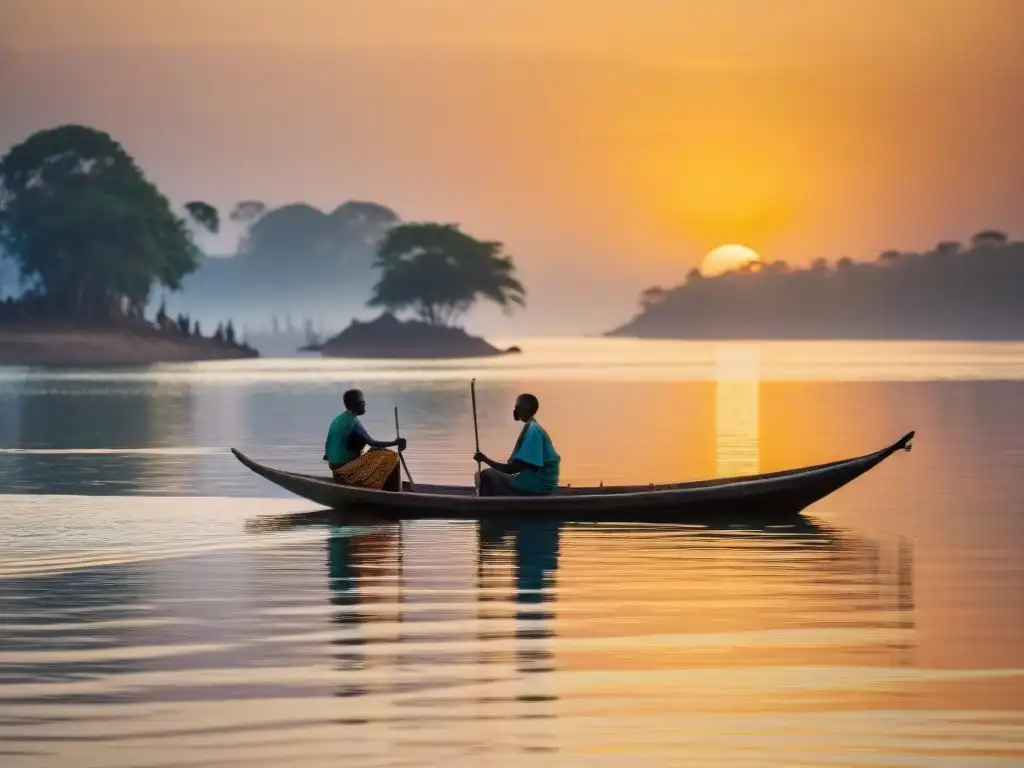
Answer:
xmin=231 ymin=430 xmax=915 ymax=521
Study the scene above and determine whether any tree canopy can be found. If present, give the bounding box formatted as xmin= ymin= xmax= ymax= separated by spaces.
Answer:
xmin=237 ymin=200 xmax=400 ymax=270
xmin=0 ymin=125 xmax=213 ymax=318
xmin=184 ymin=201 xmax=220 ymax=235
xmin=229 ymin=200 xmax=267 ymax=224
xmin=614 ymin=231 xmax=1024 ymax=339
xmin=368 ymin=222 xmax=526 ymax=326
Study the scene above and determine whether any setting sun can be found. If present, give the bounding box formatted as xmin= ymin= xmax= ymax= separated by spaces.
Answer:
xmin=701 ymin=244 xmax=761 ymax=277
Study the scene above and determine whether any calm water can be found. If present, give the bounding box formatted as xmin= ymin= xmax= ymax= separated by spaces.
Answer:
xmin=1 ymin=338 xmax=1023 ymax=767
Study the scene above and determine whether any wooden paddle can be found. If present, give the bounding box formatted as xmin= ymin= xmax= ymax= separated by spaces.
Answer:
xmin=471 ymin=378 xmax=481 ymax=496
xmin=393 ymin=405 xmax=414 ymax=489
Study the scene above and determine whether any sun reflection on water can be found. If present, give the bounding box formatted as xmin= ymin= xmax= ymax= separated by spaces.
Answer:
xmin=714 ymin=344 xmax=761 ymax=477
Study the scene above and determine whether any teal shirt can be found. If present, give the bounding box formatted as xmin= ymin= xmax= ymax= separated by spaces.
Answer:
xmin=325 ymin=411 xmax=361 ymax=467
xmin=509 ymin=419 xmax=560 ymax=495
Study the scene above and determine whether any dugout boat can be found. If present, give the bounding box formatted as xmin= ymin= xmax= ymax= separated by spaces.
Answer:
xmin=231 ymin=430 xmax=915 ymax=521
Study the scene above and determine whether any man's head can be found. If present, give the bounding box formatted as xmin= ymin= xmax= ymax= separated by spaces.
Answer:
xmin=343 ymin=388 xmax=366 ymax=415
xmin=513 ymin=393 xmax=539 ymax=422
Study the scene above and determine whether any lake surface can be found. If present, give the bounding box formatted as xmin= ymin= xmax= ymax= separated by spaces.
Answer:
xmin=1 ymin=338 xmax=1023 ymax=767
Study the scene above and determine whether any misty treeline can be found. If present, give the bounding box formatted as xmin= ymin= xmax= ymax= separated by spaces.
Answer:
xmin=614 ymin=231 xmax=1024 ymax=339
xmin=152 ymin=300 xmax=252 ymax=351
xmin=187 ymin=198 xmax=401 ymax=310
xmin=246 ymin=317 xmax=325 ymax=350
xmin=191 ymin=207 xmax=525 ymax=330
xmin=0 ymin=124 xmax=526 ymax=330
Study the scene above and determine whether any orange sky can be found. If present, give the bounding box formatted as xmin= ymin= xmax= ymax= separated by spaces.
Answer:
xmin=1 ymin=0 xmax=1022 ymax=332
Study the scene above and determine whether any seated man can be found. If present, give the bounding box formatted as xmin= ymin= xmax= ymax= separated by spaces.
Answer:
xmin=324 ymin=389 xmax=407 ymax=491
xmin=473 ymin=393 xmax=560 ymax=496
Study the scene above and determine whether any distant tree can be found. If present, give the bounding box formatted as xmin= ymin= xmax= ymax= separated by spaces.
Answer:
xmin=935 ymin=241 xmax=962 ymax=256
xmin=184 ymin=201 xmax=220 ymax=235
xmin=238 ymin=201 xmax=400 ymax=270
xmin=214 ymin=322 xmax=224 ymax=343
xmin=971 ymin=230 xmax=1008 ymax=247
xmin=229 ymin=200 xmax=267 ymax=225
xmin=225 ymin=320 xmax=236 ymax=345
xmin=238 ymin=204 xmax=326 ymax=262
xmin=878 ymin=250 xmax=902 ymax=264
xmin=810 ymin=257 xmax=830 ymax=272
xmin=193 ymin=320 xmax=202 ymax=337
xmin=685 ymin=268 xmax=703 ymax=284
xmin=0 ymin=125 xmax=210 ymax=319
xmin=330 ymin=201 xmax=403 ymax=244
xmin=368 ymin=223 xmax=526 ymax=326
xmin=303 ymin=317 xmax=321 ymax=347
xmin=640 ymin=285 xmax=668 ymax=310
xmin=156 ymin=299 xmax=168 ymax=325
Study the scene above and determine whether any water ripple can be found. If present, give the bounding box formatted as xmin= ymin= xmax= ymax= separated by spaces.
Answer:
xmin=0 ymin=514 xmax=1020 ymax=766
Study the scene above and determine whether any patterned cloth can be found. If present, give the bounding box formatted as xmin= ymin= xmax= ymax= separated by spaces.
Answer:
xmin=331 ymin=448 xmax=400 ymax=490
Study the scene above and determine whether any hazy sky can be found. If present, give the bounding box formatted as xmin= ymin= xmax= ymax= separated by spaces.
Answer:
xmin=2 ymin=0 xmax=1022 ymax=333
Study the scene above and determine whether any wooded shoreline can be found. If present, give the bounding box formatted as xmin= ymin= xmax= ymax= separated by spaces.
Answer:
xmin=0 ymin=320 xmax=259 ymax=366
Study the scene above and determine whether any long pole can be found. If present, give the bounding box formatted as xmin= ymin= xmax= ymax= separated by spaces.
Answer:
xmin=394 ymin=405 xmax=414 ymax=489
xmin=471 ymin=378 xmax=481 ymax=496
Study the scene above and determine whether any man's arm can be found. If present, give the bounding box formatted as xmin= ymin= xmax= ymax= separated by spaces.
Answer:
xmin=476 ymin=423 xmax=542 ymax=475
xmin=354 ymin=420 xmax=405 ymax=450
xmin=476 ymin=455 xmax=533 ymax=475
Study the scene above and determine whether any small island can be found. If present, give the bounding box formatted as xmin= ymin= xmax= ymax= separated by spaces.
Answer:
xmin=0 ymin=124 xmax=258 ymax=365
xmin=316 ymin=313 xmax=517 ymax=359
xmin=310 ymin=222 xmax=526 ymax=359
xmin=1 ymin=125 xmax=529 ymax=364
xmin=609 ymin=231 xmax=1024 ymax=340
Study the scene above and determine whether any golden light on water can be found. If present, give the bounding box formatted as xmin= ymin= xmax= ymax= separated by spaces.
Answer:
xmin=714 ymin=344 xmax=761 ymax=477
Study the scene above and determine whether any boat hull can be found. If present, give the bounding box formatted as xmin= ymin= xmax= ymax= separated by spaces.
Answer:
xmin=231 ymin=431 xmax=914 ymax=522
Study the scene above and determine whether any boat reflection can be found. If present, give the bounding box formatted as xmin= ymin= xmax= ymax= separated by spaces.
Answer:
xmin=264 ymin=510 xmax=916 ymax=747
xmin=245 ymin=506 xmax=833 ymax=534
xmin=479 ymin=518 xmax=561 ymax=676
